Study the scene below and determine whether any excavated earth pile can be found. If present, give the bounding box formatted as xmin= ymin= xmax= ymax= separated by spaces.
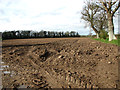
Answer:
xmin=2 ymin=38 xmax=119 ymax=88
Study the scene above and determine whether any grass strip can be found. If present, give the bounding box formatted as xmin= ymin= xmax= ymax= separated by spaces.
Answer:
xmin=91 ymin=38 xmax=120 ymax=46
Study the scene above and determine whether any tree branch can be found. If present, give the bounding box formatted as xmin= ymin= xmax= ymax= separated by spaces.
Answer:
xmin=91 ymin=23 xmax=99 ymax=33
xmin=112 ymin=1 xmax=120 ymax=16
xmin=112 ymin=0 xmax=118 ymax=5
xmin=99 ymin=0 xmax=109 ymax=13
xmin=108 ymin=1 xmax=112 ymax=10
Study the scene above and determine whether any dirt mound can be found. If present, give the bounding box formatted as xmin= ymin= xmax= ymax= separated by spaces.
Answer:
xmin=2 ymin=38 xmax=119 ymax=88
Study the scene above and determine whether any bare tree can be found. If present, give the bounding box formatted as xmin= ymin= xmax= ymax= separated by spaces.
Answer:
xmin=93 ymin=11 xmax=108 ymax=31
xmin=98 ymin=0 xmax=120 ymax=41
xmin=81 ymin=1 xmax=108 ymax=38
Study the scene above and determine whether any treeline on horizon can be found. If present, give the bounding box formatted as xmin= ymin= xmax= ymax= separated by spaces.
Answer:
xmin=2 ymin=30 xmax=82 ymax=40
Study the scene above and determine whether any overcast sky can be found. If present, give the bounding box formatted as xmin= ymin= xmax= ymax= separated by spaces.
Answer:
xmin=0 ymin=0 xmax=119 ymax=35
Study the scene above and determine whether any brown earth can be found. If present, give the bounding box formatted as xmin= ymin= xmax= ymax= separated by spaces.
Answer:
xmin=2 ymin=38 xmax=120 ymax=89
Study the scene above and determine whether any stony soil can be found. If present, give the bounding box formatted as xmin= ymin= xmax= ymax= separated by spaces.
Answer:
xmin=2 ymin=38 xmax=119 ymax=89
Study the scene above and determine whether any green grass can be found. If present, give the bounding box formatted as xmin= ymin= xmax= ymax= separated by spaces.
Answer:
xmin=91 ymin=38 xmax=120 ymax=46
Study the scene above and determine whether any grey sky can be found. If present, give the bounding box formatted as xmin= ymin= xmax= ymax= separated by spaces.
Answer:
xmin=0 ymin=0 xmax=119 ymax=35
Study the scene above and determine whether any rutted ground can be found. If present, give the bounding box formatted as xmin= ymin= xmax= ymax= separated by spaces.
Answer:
xmin=2 ymin=38 xmax=119 ymax=88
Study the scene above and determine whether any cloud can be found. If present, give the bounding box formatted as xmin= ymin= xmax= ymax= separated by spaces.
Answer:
xmin=0 ymin=9 xmax=5 ymax=15
xmin=0 ymin=0 xmax=118 ymax=35
xmin=0 ymin=18 xmax=10 ymax=23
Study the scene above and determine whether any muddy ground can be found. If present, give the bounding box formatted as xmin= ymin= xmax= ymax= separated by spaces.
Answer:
xmin=1 ymin=38 xmax=120 ymax=89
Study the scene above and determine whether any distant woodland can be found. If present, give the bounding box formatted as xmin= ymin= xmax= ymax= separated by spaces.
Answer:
xmin=2 ymin=30 xmax=81 ymax=40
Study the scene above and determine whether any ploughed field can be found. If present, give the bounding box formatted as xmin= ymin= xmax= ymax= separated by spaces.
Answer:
xmin=2 ymin=38 xmax=119 ymax=88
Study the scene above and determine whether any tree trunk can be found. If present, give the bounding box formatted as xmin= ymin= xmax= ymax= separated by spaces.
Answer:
xmin=113 ymin=34 xmax=117 ymax=39
xmin=108 ymin=14 xmax=116 ymax=41
xmin=96 ymin=33 xmax=99 ymax=39
xmin=91 ymin=24 xmax=99 ymax=39
xmin=108 ymin=30 xmax=113 ymax=41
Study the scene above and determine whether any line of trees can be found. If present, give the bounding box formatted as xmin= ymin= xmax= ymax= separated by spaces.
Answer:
xmin=2 ymin=30 xmax=80 ymax=40
xmin=81 ymin=0 xmax=120 ymax=41
xmin=81 ymin=1 xmax=108 ymax=39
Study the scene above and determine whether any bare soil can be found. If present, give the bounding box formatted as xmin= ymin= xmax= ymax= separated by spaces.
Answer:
xmin=2 ymin=38 xmax=119 ymax=89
